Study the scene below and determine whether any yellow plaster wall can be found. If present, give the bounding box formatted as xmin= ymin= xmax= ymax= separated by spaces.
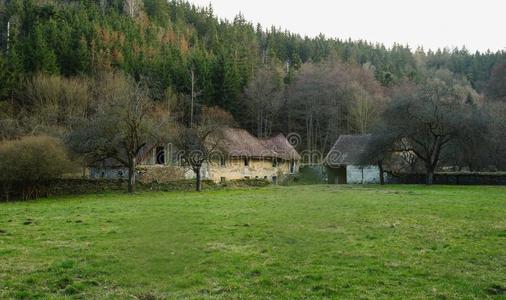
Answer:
xmin=138 ymin=158 xmax=298 ymax=183
xmin=207 ymin=158 xmax=297 ymax=182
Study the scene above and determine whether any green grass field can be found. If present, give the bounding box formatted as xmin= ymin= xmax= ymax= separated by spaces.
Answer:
xmin=1 ymin=185 xmax=505 ymax=299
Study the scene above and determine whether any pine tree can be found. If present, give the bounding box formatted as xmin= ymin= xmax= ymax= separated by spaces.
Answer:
xmin=2 ymin=42 xmax=23 ymax=104
xmin=25 ymin=23 xmax=58 ymax=74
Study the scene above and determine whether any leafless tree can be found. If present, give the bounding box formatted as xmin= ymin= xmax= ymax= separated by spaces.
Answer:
xmin=284 ymin=61 xmax=385 ymax=161
xmin=123 ymin=0 xmax=140 ymax=18
xmin=22 ymin=74 xmax=92 ymax=130
xmin=67 ymin=72 xmax=169 ymax=193
xmin=284 ymin=63 xmax=347 ymax=160
xmin=348 ymin=82 xmax=387 ymax=134
xmin=481 ymin=102 xmax=506 ymax=170
xmin=242 ymin=64 xmax=284 ymax=138
xmin=174 ymin=106 xmax=235 ymax=192
xmin=382 ymin=75 xmax=479 ymax=184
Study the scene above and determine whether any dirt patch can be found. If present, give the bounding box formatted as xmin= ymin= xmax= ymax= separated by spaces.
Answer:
xmin=486 ymin=284 xmax=506 ymax=295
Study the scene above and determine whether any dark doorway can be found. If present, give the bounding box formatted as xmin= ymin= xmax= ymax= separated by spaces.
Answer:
xmin=327 ymin=166 xmax=347 ymax=184
xmin=156 ymin=146 xmax=165 ymax=165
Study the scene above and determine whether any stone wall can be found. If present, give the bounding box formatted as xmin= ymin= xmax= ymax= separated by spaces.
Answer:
xmin=0 ymin=178 xmax=272 ymax=201
xmin=90 ymin=167 xmax=129 ymax=180
xmin=137 ymin=165 xmax=187 ymax=184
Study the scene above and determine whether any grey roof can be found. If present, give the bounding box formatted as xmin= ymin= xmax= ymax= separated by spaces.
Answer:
xmin=324 ymin=135 xmax=373 ymax=166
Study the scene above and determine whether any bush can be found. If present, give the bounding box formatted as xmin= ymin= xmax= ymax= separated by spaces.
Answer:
xmin=0 ymin=136 xmax=74 ymax=200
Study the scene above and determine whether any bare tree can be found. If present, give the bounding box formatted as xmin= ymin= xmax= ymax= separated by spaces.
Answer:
xmin=242 ymin=64 xmax=284 ymax=138
xmin=357 ymin=130 xmax=396 ymax=185
xmin=382 ymin=75 xmax=478 ymax=184
xmin=174 ymin=106 xmax=235 ymax=192
xmin=284 ymin=61 xmax=385 ymax=160
xmin=486 ymin=56 xmax=506 ymax=103
xmin=284 ymin=63 xmax=347 ymax=160
xmin=67 ymin=73 xmax=169 ymax=193
xmin=348 ymin=82 xmax=386 ymax=134
xmin=123 ymin=0 xmax=140 ymax=18
xmin=482 ymin=102 xmax=506 ymax=170
xmin=23 ymin=74 xmax=92 ymax=130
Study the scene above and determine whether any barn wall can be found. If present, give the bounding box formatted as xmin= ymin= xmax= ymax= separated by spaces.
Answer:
xmin=347 ymin=165 xmax=381 ymax=184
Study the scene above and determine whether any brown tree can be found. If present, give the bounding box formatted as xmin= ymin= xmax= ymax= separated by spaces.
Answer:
xmin=486 ymin=56 xmax=506 ymax=103
xmin=22 ymin=74 xmax=92 ymax=130
xmin=242 ymin=64 xmax=284 ymax=138
xmin=283 ymin=61 xmax=385 ymax=160
xmin=67 ymin=73 xmax=169 ymax=193
xmin=382 ymin=75 xmax=480 ymax=184
xmin=348 ymin=81 xmax=387 ymax=134
xmin=174 ymin=106 xmax=235 ymax=192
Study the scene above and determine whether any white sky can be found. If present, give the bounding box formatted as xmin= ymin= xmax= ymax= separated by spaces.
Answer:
xmin=189 ymin=0 xmax=506 ymax=52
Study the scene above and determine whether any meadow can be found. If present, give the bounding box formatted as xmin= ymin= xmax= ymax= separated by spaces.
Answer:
xmin=0 ymin=185 xmax=505 ymax=299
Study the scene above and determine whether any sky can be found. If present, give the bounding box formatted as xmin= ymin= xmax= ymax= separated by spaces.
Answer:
xmin=189 ymin=0 xmax=505 ymax=52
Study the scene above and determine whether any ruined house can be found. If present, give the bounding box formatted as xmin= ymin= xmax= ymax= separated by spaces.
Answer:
xmin=90 ymin=127 xmax=300 ymax=184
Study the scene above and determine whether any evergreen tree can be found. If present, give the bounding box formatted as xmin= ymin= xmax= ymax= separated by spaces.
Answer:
xmin=25 ymin=23 xmax=58 ymax=74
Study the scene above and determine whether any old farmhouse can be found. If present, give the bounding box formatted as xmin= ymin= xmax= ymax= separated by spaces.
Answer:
xmin=91 ymin=127 xmax=300 ymax=184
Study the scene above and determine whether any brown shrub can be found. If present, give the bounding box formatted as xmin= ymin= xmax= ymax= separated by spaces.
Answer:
xmin=0 ymin=136 xmax=75 ymax=200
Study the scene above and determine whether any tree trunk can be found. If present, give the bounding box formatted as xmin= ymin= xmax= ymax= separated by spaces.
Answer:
xmin=128 ymin=157 xmax=136 ymax=193
xmin=195 ymin=166 xmax=202 ymax=192
xmin=378 ymin=160 xmax=385 ymax=185
xmin=426 ymin=168 xmax=435 ymax=185
xmin=426 ymin=137 xmax=442 ymax=185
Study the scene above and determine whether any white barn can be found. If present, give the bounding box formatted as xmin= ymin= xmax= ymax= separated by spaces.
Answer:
xmin=324 ymin=135 xmax=383 ymax=184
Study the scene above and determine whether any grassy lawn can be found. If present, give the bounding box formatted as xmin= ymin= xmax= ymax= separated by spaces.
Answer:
xmin=0 ymin=185 xmax=505 ymax=299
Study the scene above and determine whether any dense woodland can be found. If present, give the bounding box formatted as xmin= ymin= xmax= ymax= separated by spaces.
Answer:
xmin=0 ymin=0 xmax=505 ymax=192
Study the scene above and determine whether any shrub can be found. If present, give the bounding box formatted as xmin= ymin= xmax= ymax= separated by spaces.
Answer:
xmin=0 ymin=136 xmax=74 ymax=200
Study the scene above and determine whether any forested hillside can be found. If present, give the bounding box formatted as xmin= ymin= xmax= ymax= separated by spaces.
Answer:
xmin=1 ymin=0 xmax=504 ymax=104
xmin=0 ymin=0 xmax=505 ymax=175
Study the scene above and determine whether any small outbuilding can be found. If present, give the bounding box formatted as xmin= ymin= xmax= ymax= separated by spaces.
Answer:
xmin=324 ymin=135 xmax=382 ymax=184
